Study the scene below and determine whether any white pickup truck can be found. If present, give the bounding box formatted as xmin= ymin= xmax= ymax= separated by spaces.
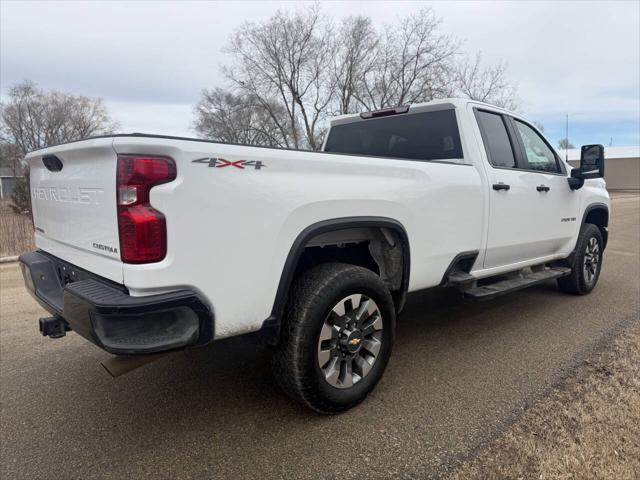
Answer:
xmin=20 ymin=98 xmax=609 ymax=413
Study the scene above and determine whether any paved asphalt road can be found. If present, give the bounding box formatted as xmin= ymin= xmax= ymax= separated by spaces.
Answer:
xmin=1 ymin=194 xmax=638 ymax=480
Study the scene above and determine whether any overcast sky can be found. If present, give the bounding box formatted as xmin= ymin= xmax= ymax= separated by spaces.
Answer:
xmin=1 ymin=0 xmax=639 ymax=147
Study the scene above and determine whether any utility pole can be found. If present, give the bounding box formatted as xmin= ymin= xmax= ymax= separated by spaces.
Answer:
xmin=565 ymin=114 xmax=569 ymax=161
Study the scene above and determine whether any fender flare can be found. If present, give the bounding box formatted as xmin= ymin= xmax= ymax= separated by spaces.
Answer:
xmin=562 ymin=203 xmax=609 ymax=267
xmin=581 ymin=203 xmax=609 ymax=249
xmin=263 ymin=216 xmax=411 ymax=335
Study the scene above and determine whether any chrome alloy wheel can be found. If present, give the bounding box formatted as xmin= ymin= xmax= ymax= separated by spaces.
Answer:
xmin=317 ymin=294 xmax=383 ymax=389
xmin=583 ymin=236 xmax=600 ymax=284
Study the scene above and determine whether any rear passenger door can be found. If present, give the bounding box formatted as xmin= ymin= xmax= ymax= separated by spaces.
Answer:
xmin=474 ymin=109 xmax=576 ymax=269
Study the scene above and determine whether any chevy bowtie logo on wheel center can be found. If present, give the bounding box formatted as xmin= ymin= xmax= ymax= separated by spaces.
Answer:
xmin=192 ymin=157 xmax=266 ymax=170
xmin=348 ymin=338 xmax=361 ymax=346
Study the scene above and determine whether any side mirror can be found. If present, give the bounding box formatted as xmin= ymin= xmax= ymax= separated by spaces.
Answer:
xmin=580 ymin=144 xmax=605 ymax=179
xmin=568 ymin=144 xmax=605 ymax=190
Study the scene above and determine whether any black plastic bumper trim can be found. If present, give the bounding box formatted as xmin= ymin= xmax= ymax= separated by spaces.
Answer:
xmin=19 ymin=250 xmax=214 ymax=355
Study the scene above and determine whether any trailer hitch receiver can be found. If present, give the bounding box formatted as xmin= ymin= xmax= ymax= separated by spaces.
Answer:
xmin=39 ymin=315 xmax=70 ymax=339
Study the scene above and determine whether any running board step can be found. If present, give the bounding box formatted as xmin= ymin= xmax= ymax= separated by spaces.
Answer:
xmin=446 ymin=271 xmax=476 ymax=287
xmin=464 ymin=267 xmax=571 ymax=301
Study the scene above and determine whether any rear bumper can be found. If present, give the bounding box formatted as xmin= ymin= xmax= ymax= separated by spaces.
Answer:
xmin=19 ymin=251 xmax=214 ymax=355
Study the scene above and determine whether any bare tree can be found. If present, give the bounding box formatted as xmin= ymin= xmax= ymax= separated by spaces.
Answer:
xmin=194 ymin=88 xmax=292 ymax=147
xmin=355 ymin=10 xmax=458 ymax=110
xmin=0 ymin=81 xmax=118 ymax=154
xmin=558 ymin=138 xmax=575 ymax=149
xmin=0 ymin=142 xmax=23 ymax=176
xmin=454 ymin=52 xmax=520 ymax=110
xmin=332 ymin=16 xmax=379 ymax=115
xmin=223 ymin=5 xmax=333 ymax=150
xmin=197 ymin=6 xmax=519 ymax=150
xmin=0 ymin=81 xmax=118 ymax=214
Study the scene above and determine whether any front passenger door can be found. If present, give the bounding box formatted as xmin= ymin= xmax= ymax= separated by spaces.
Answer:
xmin=510 ymin=119 xmax=581 ymax=256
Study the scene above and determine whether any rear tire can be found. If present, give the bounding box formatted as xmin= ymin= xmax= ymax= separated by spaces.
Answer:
xmin=557 ymin=223 xmax=603 ymax=295
xmin=271 ymin=263 xmax=395 ymax=414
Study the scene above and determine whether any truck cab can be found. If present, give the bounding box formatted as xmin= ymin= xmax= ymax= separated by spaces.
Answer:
xmin=323 ymin=99 xmax=608 ymax=276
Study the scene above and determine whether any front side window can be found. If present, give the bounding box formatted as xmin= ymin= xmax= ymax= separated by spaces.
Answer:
xmin=514 ymin=121 xmax=560 ymax=173
xmin=475 ymin=110 xmax=517 ymax=168
xmin=324 ymin=109 xmax=463 ymax=162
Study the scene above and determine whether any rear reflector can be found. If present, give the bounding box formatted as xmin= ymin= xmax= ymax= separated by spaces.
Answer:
xmin=116 ymin=155 xmax=176 ymax=264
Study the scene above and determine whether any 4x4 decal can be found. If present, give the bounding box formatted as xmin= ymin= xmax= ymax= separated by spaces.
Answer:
xmin=192 ymin=157 xmax=266 ymax=170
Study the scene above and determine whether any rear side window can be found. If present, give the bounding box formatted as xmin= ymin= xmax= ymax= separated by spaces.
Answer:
xmin=324 ymin=109 xmax=463 ymax=162
xmin=475 ymin=110 xmax=517 ymax=168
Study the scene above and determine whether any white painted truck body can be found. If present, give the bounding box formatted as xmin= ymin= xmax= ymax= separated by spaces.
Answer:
xmin=24 ymin=98 xmax=610 ymax=341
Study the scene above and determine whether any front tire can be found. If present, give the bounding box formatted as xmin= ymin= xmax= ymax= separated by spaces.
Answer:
xmin=271 ymin=263 xmax=395 ymax=414
xmin=558 ymin=223 xmax=604 ymax=295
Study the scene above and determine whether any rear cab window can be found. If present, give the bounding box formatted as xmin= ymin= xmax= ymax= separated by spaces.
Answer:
xmin=324 ymin=109 xmax=464 ymax=163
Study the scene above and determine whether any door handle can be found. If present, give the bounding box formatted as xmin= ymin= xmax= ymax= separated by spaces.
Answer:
xmin=492 ymin=183 xmax=510 ymax=191
xmin=536 ymin=185 xmax=550 ymax=192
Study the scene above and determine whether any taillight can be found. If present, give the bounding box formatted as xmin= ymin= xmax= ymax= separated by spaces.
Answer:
xmin=116 ymin=155 xmax=176 ymax=264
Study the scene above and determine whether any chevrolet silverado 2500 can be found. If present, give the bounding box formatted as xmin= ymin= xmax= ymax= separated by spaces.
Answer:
xmin=20 ymin=98 xmax=609 ymax=413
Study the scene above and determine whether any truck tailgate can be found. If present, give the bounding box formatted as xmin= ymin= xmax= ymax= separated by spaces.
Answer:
xmin=26 ymin=138 xmax=123 ymax=283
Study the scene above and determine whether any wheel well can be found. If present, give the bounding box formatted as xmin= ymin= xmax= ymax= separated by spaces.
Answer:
xmin=266 ymin=218 xmax=410 ymax=338
xmin=295 ymin=227 xmax=405 ymax=295
xmin=584 ymin=206 xmax=609 ymax=248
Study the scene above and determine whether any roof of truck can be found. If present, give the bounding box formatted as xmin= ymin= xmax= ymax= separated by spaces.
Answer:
xmin=328 ymin=98 xmax=512 ymax=126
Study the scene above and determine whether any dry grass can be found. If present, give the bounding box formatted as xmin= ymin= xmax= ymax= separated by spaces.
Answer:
xmin=451 ymin=324 xmax=640 ymax=480
xmin=0 ymin=210 xmax=34 ymax=257
xmin=0 ymin=199 xmax=15 ymax=214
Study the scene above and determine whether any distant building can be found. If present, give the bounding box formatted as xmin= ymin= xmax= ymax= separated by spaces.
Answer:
xmin=0 ymin=167 xmax=24 ymax=199
xmin=564 ymin=146 xmax=640 ymax=190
